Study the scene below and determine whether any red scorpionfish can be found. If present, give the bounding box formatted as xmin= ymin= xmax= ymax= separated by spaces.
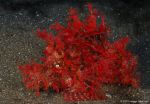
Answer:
xmin=18 ymin=3 xmax=140 ymax=102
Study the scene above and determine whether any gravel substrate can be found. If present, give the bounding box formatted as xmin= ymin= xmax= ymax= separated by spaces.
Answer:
xmin=0 ymin=1 xmax=150 ymax=104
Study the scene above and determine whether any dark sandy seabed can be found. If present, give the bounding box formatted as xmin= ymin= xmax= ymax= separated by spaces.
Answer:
xmin=0 ymin=0 xmax=150 ymax=104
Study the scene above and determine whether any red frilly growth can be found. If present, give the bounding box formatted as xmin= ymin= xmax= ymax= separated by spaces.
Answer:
xmin=18 ymin=4 xmax=139 ymax=102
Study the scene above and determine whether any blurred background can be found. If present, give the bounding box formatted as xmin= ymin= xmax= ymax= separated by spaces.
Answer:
xmin=0 ymin=0 xmax=150 ymax=103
